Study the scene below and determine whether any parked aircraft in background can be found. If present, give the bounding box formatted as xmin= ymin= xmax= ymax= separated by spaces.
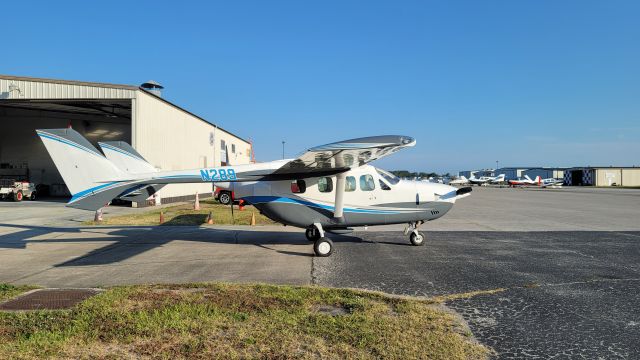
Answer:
xmin=449 ymin=176 xmax=470 ymax=186
xmin=508 ymin=175 xmax=541 ymax=186
xmin=541 ymin=178 xmax=564 ymax=187
xmin=509 ymin=175 xmax=563 ymax=187
xmin=37 ymin=128 xmax=472 ymax=257
xmin=468 ymin=173 xmax=505 ymax=186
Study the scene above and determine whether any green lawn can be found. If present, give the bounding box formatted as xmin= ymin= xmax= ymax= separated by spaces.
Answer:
xmin=85 ymin=199 xmax=275 ymax=226
xmin=0 ymin=283 xmax=490 ymax=359
xmin=0 ymin=284 xmax=38 ymax=303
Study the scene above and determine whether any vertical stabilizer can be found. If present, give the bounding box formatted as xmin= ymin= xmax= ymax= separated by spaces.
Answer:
xmin=36 ymin=128 xmax=125 ymax=208
xmin=99 ymin=141 xmax=157 ymax=174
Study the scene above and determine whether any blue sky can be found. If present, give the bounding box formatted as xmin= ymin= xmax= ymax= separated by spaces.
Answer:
xmin=4 ymin=1 xmax=639 ymax=173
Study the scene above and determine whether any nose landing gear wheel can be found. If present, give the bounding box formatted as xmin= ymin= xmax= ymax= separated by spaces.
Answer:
xmin=410 ymin=231 xmax=425 ymax=246
xmin=313 ymin=237 xmax=334 ymax=257
xmin=305 ymin=228 xmax=321 ymax=242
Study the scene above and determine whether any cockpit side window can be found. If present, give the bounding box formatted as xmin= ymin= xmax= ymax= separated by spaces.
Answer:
xmin=345 ymin=176 xmax=356 ymax=192
xmin=376 ymin=168 xmax=400 ymax=185
xmin=379 ymin=179 xmax=391 ymax=190
xmin=360 ymin=174 xmax=375 ymax=191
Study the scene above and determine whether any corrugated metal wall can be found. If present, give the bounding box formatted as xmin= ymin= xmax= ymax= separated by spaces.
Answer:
xmin=595 ymin=169 xmax=621 ymax=186
xmin=134 ymin=91 xmax=251 ymax=199
xmin=523 ymin=168 xmax=565 ymax=180
xmin=596 ymin=168 xmax=640 ymax=186
xmin=621 ymin=169 xmax=640 ymax=186
xmin=0 ymin=78 xmax=135 ymax=99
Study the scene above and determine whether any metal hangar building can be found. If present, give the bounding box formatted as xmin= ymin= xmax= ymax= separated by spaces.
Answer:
xmin=0 ymin=74 xmax=252 ymax=206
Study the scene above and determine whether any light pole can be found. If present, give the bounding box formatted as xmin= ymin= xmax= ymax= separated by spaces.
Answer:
xmin=282 ymin=141 xmax=285 ymax=159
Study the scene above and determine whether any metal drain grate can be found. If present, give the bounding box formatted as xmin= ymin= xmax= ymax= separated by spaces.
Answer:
xmin=0 ymin=289 xmax=101 ymax=311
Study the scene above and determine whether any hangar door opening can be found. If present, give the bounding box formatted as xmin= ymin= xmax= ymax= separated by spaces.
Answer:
xmin=570 ymin=170 xmax=583 ymax=186
xmin=0 ymin=100 xmax=131 ymax=199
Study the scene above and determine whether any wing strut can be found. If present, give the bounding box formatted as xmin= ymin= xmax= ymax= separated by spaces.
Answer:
xmin=334 ymin=173 xmax=346 ymax=220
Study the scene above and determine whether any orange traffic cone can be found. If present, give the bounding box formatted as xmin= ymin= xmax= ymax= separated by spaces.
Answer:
xmin=238 ymin=199 xmax=245 ymax=211
xmin=250 ymin=212 xmax=256 ymax=226
xmin=159 ymin=210 xmax=165 ymax=224
xmin=207 ymin=211 xmax=214 ymax=225
xmin=194 ymin=192 xmax=200 ymax=210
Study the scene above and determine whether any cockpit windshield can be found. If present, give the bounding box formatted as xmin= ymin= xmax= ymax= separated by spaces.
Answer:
xmin=375 ymin=168 xmax=400 ymax=185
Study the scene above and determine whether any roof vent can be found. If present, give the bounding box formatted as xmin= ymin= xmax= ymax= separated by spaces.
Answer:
xmin=140 ymin=80 xmax=164 ymax=97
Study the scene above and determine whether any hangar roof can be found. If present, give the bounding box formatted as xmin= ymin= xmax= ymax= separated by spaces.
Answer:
xmin=0 ymin=74 xmax=248 ymax=143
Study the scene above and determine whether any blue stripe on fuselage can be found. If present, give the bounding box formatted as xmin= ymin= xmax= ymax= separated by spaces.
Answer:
xmin=242 ymin=196 xmax=402 ymax=214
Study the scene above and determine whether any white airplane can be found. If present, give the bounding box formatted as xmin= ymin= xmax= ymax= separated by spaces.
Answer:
xmin=449 ymin=176 xmax=469 ymax=186
xmin=36 ymin=128 xmax=472 ymax=257
xmin=508 ymin=175 xmax=562 ymax=187
xmin=541 ymin=178 xmax=564 ymax=187
xmin=508 ymin=175 xmax=541 ymax=186
xmin=468 ymin=173 xmax=505 ymax=186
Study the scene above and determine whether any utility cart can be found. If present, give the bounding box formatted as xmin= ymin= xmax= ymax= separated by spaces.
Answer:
xmin=0 ymin=179 xmax=37 ymax=202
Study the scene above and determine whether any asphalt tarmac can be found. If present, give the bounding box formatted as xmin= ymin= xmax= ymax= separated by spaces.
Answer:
xmin=313 ymin=230 xmax=640 ymax=359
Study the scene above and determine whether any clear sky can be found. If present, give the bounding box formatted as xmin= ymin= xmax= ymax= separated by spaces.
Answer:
xmin=4 ymin=1 xmax=639 ymax=173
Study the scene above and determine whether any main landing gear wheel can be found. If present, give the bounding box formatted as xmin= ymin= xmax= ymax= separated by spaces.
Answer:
xmin=313 ymin=237 xmax=334 ymax=257
xmin=305 ymin=228 xmax=321 ymax=242
xmin=410 ymin=231 xmax=425 ymax=246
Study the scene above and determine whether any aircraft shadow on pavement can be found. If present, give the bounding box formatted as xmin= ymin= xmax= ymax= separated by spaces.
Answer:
xmin=0 ymin=223 xmax=362 ymax=266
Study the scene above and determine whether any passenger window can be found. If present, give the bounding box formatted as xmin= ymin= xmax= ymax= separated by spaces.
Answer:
xmin=379 ymin=179 xmax=391 ymax=190
xmin=360 ymin=174 xmax=375 ymax=191
xmin=291 ymin=180 xmax=306 ymax=193
xmin=345 ymin=176 xmax=356 ymax=192
xmin=318 ymin=177 xmax=333 ymax=193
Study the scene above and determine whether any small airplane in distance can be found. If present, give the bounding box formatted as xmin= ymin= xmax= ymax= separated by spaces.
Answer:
xmin=508 ymin=175 xmax=563 ymax=187
xmin=541 ymin=178 xmax=564 ymax=187
xmin=37 ymin=128 xmax=472 ymax=257
xmin=468 ymin=173 xmax=506 ymax=186
xmin=508 ymin=175 xmax=541 ymax=186
xmin=449 ymin=176 xmax=470 ymax=186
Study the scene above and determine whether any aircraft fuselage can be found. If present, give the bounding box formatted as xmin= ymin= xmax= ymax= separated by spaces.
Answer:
xmin=230 ymin=165 xmax=460 ymax=229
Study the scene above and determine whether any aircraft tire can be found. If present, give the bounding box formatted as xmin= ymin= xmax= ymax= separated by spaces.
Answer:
xmin=313 ymin=237 xmax=333 ymax=257
xmin=305 ymin=228 xmax=321 ymax=242
xmin=410 ymin=231 xmax=425 ymax=246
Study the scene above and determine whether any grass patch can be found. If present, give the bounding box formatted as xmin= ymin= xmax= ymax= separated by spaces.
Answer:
xmin=0 ymin=283 xmax=490 ymax=359
xmin=0 ymin=284 xmax=38 ymax=303
xmin=84 ymin=199 xmax=275 ymax=226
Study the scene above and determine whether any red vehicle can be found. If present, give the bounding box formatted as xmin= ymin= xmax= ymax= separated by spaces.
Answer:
xmin=213 ymin=186 xmax=235 ymax=205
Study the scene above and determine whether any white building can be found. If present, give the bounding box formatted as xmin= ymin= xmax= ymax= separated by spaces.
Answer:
xmin=0 ymin=74 xmax=252 ymax=206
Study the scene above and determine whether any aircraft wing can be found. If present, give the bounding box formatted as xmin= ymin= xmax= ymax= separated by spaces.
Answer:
xmin=268 ymin=135 xmax=416 ymax=179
